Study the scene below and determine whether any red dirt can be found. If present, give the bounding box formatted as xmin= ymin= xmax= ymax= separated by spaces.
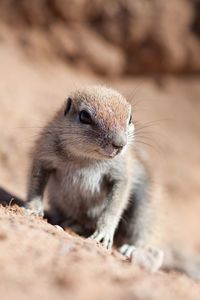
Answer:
xmin=1 ymin=205 xmax=200 ymax=300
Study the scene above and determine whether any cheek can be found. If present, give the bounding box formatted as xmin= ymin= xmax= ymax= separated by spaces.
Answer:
xmin=84 ymin=131 xmax=100 ymax=148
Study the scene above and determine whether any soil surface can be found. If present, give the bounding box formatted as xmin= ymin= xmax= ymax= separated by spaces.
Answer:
xmin=0 ymin=25 xmax=200 ymax=300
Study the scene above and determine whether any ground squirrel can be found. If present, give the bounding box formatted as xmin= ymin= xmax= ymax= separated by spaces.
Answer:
xmin=25 ymin=85 xmax=164 ymax=272
xmin=1 ymin=85 xmax=199 ymax=277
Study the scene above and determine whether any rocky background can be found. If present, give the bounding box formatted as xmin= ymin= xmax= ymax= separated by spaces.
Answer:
xmin=0 ymin=1 xmax=200 ymax=300
xmin=0 ymin=0 xmax=200 ymax=75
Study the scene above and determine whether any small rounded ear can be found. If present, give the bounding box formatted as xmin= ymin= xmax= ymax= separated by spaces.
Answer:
xmin=64 ymin=97 xmax=72 ymax=116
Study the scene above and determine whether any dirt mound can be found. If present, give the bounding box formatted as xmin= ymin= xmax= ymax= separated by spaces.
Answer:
xmin=0 ymin=205 xmax=199 ymax=300
xmin=0 ymin=0 xmax=200 ymax=75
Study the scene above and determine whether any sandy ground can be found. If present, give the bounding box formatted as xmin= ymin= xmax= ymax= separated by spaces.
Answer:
xmin=0 ymin=29 xmax=200 ymax=299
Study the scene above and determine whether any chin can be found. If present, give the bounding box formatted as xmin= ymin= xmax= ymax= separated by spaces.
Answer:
xmin=70 ymin=150 xmax=105 ymax=161
xmin=95 ymin=149 xmax=122 ymax=160
xmin=83 ymin=151 xmax=113 ymax=161
xmin=69 ymin=147 xmax=122 ymax=161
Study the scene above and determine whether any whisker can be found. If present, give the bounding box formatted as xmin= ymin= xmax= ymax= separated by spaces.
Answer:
xmin=133 ymin=139 xmax=163 ymax=155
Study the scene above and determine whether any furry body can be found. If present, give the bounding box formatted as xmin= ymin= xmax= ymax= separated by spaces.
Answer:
xmin=26 ymin=85 xmax=163 ymax=270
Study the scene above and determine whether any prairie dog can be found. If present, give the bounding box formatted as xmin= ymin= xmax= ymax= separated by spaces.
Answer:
xmin=26 ymin=85 xmax=163 ymax=271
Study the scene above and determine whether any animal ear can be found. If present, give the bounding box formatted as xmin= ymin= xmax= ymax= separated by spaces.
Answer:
xmin=64 ymin=97 xmax=72 ymax=116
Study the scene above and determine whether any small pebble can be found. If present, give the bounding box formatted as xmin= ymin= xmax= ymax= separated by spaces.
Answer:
xmin=55 ymin=225 xmax=64 ymax=231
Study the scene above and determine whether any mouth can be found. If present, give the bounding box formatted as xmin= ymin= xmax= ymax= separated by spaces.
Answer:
xmin=107 ymin=149 xmax=120 ymax=158
xmin=96 ymin=147 xmax=122 ymax=159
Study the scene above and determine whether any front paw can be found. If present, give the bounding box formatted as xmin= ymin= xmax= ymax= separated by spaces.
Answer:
xmin=24 ymin=197 xmax=44 ymax=217
xmin=90 ymin=228 xmax=114 ymax=250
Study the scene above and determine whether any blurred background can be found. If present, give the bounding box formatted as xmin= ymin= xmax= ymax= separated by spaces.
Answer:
xmin=0 ymin=1 xmax=200 ymax=296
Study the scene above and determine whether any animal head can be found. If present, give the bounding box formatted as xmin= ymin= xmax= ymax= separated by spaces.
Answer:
xmin=58 ymin=85 xmax=134 ymax=160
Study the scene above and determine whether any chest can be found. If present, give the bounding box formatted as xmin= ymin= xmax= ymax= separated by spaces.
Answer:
xmin=50 ymin=160 xmax=114 ymax=204
xmin=47 ymin=162 xmax=112 ymax=219
xmin=62 ymin=163 xmax=108 ymax=193
xmin=75 ymin=167 xmax=105 ymax=194
xmin=47 ymin=158 xmax=123 ymax=221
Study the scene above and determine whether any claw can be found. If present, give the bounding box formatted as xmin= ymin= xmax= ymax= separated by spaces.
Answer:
xmin=90 ymin=229 xmax=113 ymax=250
xmin=119 ymin=244 xmax=136 ymax=257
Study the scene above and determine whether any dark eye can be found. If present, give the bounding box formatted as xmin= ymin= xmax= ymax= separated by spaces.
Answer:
xmin=64 ymin=97 xmax=72 ymax=116
xmin=129 ymin=115 xmax=132 ymax=125
xmin=79 ymin=110 xmax=93 ymax=125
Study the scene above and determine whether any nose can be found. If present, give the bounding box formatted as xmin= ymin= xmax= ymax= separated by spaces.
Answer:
xmin=111 ymin=133 xmax=127 ymax=150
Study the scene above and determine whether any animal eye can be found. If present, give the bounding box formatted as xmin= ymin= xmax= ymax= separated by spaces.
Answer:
xmin=64 ymin=97 xmax=72 ymax=116
xmin=129 ymin=115 xmax=132 ymax=125
xmin=79 ymin=110 xmax=93 ymax=125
